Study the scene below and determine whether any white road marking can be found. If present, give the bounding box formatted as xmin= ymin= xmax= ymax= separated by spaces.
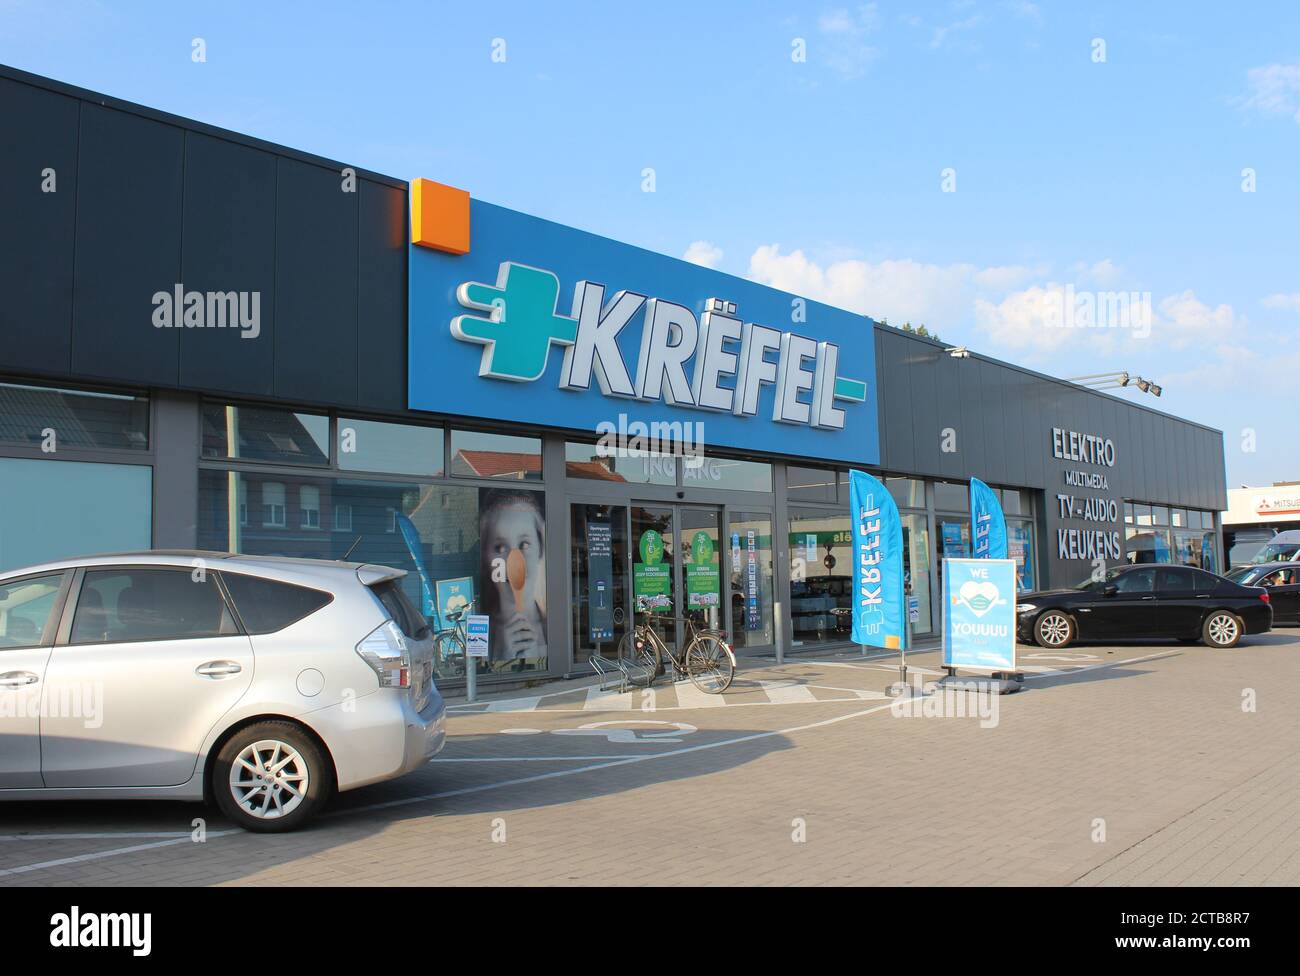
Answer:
xmin=0 ymin=831 xmax=238 ymax=878
xmin=583 ymin=685 xmax=634 ymax=710
xmin=669 ymin=679 xmax=727 ymax=708
xmin=486 ymin=696 xmax=540 ymax=713
xmin=756 ymin=680 xmax=819 ymax=704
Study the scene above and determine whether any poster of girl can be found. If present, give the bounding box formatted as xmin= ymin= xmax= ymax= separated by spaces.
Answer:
xmin=478 ymin=488 xmax=547 ymax=670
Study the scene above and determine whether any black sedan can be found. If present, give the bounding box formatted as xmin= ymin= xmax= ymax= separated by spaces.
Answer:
xmin=1015 ymin=564 xmax=1272 ymax=649
xmin=1224 ymin=562 xmax=1300 ymax=625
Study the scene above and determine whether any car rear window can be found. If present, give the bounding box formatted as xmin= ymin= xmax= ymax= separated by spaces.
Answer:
xmin=220 ymin=573 xmax=333 ymax=634
xmin=370 ymin=579 xmax=429 ymax=639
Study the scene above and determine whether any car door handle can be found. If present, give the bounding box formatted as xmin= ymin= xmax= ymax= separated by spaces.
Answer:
xmin=1141 ymin=595 xmax=1156 ymax=600
xmin=195 ymin=661 xmax=242 ymax=678
xmin=0 ymin=671 xmax=39 ymax=687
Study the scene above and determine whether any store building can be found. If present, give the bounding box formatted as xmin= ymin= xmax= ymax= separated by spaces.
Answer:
xmin=1222 ymin=483 xmax=1300 ymax=565
xmin=0 ymin=66 xmax=1228 ymax=687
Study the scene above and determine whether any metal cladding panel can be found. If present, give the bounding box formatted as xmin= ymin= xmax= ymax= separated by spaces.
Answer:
xmin=877 ymin=329 xmax=915 ymax=473
xmin=273 ymin=157 xmax=359 ymax=406
xmin=71 ymin=103 xmax=184 ymax=385
xmin=178 ymin=132 xmax=277 ymax=396
xmin=357 ymin=180 xmax=409 ymax=414
xmin=0 ymin=78 xmax=79 ymax=376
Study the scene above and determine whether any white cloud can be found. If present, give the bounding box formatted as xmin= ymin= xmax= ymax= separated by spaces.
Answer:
xmin=973 ymin=284 xmax=1242 ymax=353
xmin=930 ymin=14 xmax=983 ymax=50
xmin=746 ymin=244 xmax=1037 ymax=328
xmin=1262 ymin=292 xmax=1300 ymax=313
xmin=683 ymin=240 xmax=723 ymax=269
xmin=816 ymin=4 xmax=881 ymax=79
xmin=1238 ymin=63 xmax=1300 ymax=123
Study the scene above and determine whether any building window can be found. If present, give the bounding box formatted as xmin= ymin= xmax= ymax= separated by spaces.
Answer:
xmin=685 ymin=455 xmax=772 ymax=492
xmin=238 ymin=481 xmax=248 ymax=527
xmin=0 ymin=458 xmax=152 ymax=573
xmin=787 ymin=466 xmax=839 ymax=503
xmin=565 ymin=440 xmax=676 ymax=485
xmin=263 ymin=483 xmax=286 ymax=528
xmin=0 ymin=382 xmax=149 ymax=452
xmin=299 ymin=486 xmax=321 ymax=529
xmin=197 ymin=473 xmax=549 ymax=681
xmin=788 ymin=507 xmax=852 ymax=647
xmin=201 ymin=403 xmax=329 ymax=466
xmin=338 ymin=418 xmax=444 ymax=477
xmin=333 ymin=503 xmax=353 ymax=532
xmin=450 ymin=429 xmax=542 ymax=481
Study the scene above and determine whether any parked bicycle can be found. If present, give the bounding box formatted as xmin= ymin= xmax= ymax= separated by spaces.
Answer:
xmin=434 ymin=599 xmax=476 ymax=675
xmin=617 ymin=597 xmax=736 ymax=693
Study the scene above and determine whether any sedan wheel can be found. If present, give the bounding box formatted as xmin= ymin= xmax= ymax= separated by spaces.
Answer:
xmin=1035 ymin=611 xmax=1074 ymax=648
xmin=212 ymin=721 xmax=332 ymax=832
xmin=1202 ymin=611 xmax=1242 ymax=649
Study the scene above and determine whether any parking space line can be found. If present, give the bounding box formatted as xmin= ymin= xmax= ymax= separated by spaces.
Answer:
xmin=755 ymin=680 xmax=819 ymax=704
xmin=668 ymin=679 xmax=727 ymax=708
xmin=0 ymin=831 xmax=238 ymax=878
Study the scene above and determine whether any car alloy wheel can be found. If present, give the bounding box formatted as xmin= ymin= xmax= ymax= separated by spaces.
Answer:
xmin=229 ymin=739 xmax=310 ymax=821
xmin=1036 ymin=612 xmax=1073 ymax=648
xmin=1204 ymin=612 xmax=1241 ymax=648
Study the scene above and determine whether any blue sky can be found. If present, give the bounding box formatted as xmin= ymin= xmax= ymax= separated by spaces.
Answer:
xmin=3 ymin=1 xmax=1297 ymax=489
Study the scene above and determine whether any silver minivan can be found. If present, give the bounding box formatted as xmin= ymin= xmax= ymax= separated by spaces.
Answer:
xmin=0 ymin=551 xmax=445 ymax=831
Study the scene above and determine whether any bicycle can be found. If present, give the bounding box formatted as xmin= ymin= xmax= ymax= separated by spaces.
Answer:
xmin=617 ymin=597 xmax=736 ymax=694
xmin=434 ymin=600 xmax=476 ymax=675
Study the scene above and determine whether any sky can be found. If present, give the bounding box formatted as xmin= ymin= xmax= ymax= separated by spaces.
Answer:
xmin=2 ymin=0 xmax=1297 ymax=489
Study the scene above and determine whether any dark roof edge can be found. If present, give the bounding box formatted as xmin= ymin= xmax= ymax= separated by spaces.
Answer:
xmin=0 ymin=61 xmax=408 ymax=191
xmin=874 ymin=323 xmax=1225 ymax=438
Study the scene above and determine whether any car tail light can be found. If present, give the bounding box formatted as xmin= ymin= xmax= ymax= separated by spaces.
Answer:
xmin=355 ymin=620 xmax=411 ymax=688
xmin=1259 ymin=591 xmax=1270 ymax=604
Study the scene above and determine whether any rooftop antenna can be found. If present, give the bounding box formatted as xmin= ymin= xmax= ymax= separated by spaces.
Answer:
xmin=342 ymin=536 xmax=363 ymax=561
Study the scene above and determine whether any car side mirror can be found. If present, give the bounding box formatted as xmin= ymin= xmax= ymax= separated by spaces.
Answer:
xmin=1103 ymin=583 xmax=1119 ymax=597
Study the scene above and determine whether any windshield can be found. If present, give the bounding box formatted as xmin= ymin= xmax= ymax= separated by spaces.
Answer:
xmin=1072 ymin=567 xmax=1125 ymax=591
xmin=1250 ymin=543 xmax=1300 ymax=564
xmin=1224 ymin=566 xmax=1256 ymax=584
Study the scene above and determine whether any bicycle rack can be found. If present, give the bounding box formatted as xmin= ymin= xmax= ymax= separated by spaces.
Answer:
xmin=589 ymin=652 xmax=629 ymax=693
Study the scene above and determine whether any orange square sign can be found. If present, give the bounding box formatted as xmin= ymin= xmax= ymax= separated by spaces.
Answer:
xmin=410 ymin=178 xmax=470 ymax=254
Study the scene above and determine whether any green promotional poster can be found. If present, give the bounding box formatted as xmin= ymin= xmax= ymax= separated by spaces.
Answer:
xmin=634 ymin=529 xmax=672 ymax=612
xmin=686 ymin=530 xmax=720 ymax=609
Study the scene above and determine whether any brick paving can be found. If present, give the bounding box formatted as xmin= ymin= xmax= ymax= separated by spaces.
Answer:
xmin=1 ymin=632 xmax=1297 ymax=886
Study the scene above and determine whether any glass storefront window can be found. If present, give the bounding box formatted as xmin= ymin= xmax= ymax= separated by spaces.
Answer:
xmin=0 ymin=382 xmax=149 ymax=451
xmin=886 ymin=476 xmax=925 ymax=509
xmin=903 ymin=513 xmax=932 ymax=634
xmin=202 ymin=403 xmax=329 ymax=465
xmin=0 ymin=457 xmax=152 ymax=572
xmin=1001 ymin=489 xmax=1028 ymax=516
xmin=570 ymin=503 xmax=628 ymax=663
xmin=684 ymin=455 xmax=772 ymax=492
xmin=198 ymin=471 xmax=548 ymax=679
xmin=787 ymin=466 xmax=839 ymax=503
xmin=1134 ymin=504 xmax=1153 ymax=526
xmin=787 ymin=507 xmax=852 ymax=647
xmin=1126 ymin=526 xmax=1171 ymax=564
xmin=727 ymin=510 xmax=774 ymax=648
xmin=933 ymin=481 xmax=967 ymax=511
xmin=1009 ymin=520 xmax=1035 ymax=591
xmin=564 ymin=441 xmax=676 ymax=485
xmin=450 ymin=429 xmax=542 ymax=481
xmin=338 ymin=418 xmax=443 ymax=476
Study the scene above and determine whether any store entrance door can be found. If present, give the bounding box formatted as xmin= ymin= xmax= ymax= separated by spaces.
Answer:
xmin=630 ymin=503 xmax=723 ymax=655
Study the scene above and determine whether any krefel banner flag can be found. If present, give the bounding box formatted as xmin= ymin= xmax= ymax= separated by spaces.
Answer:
xmin=849 ymin=469 xmax=907 ymax=650
xmin=969 ymin=477 xmax=1008 ymax=560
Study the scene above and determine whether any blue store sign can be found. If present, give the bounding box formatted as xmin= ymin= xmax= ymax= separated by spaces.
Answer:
xmin=942 ymin=557 xmax=1017 ymax=671
xmin=408 ymin=197 xmax=880 ymax=464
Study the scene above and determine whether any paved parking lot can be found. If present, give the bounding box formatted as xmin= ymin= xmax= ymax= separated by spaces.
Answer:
xmin=3 ymin=631 xmax=1298 ymax=886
